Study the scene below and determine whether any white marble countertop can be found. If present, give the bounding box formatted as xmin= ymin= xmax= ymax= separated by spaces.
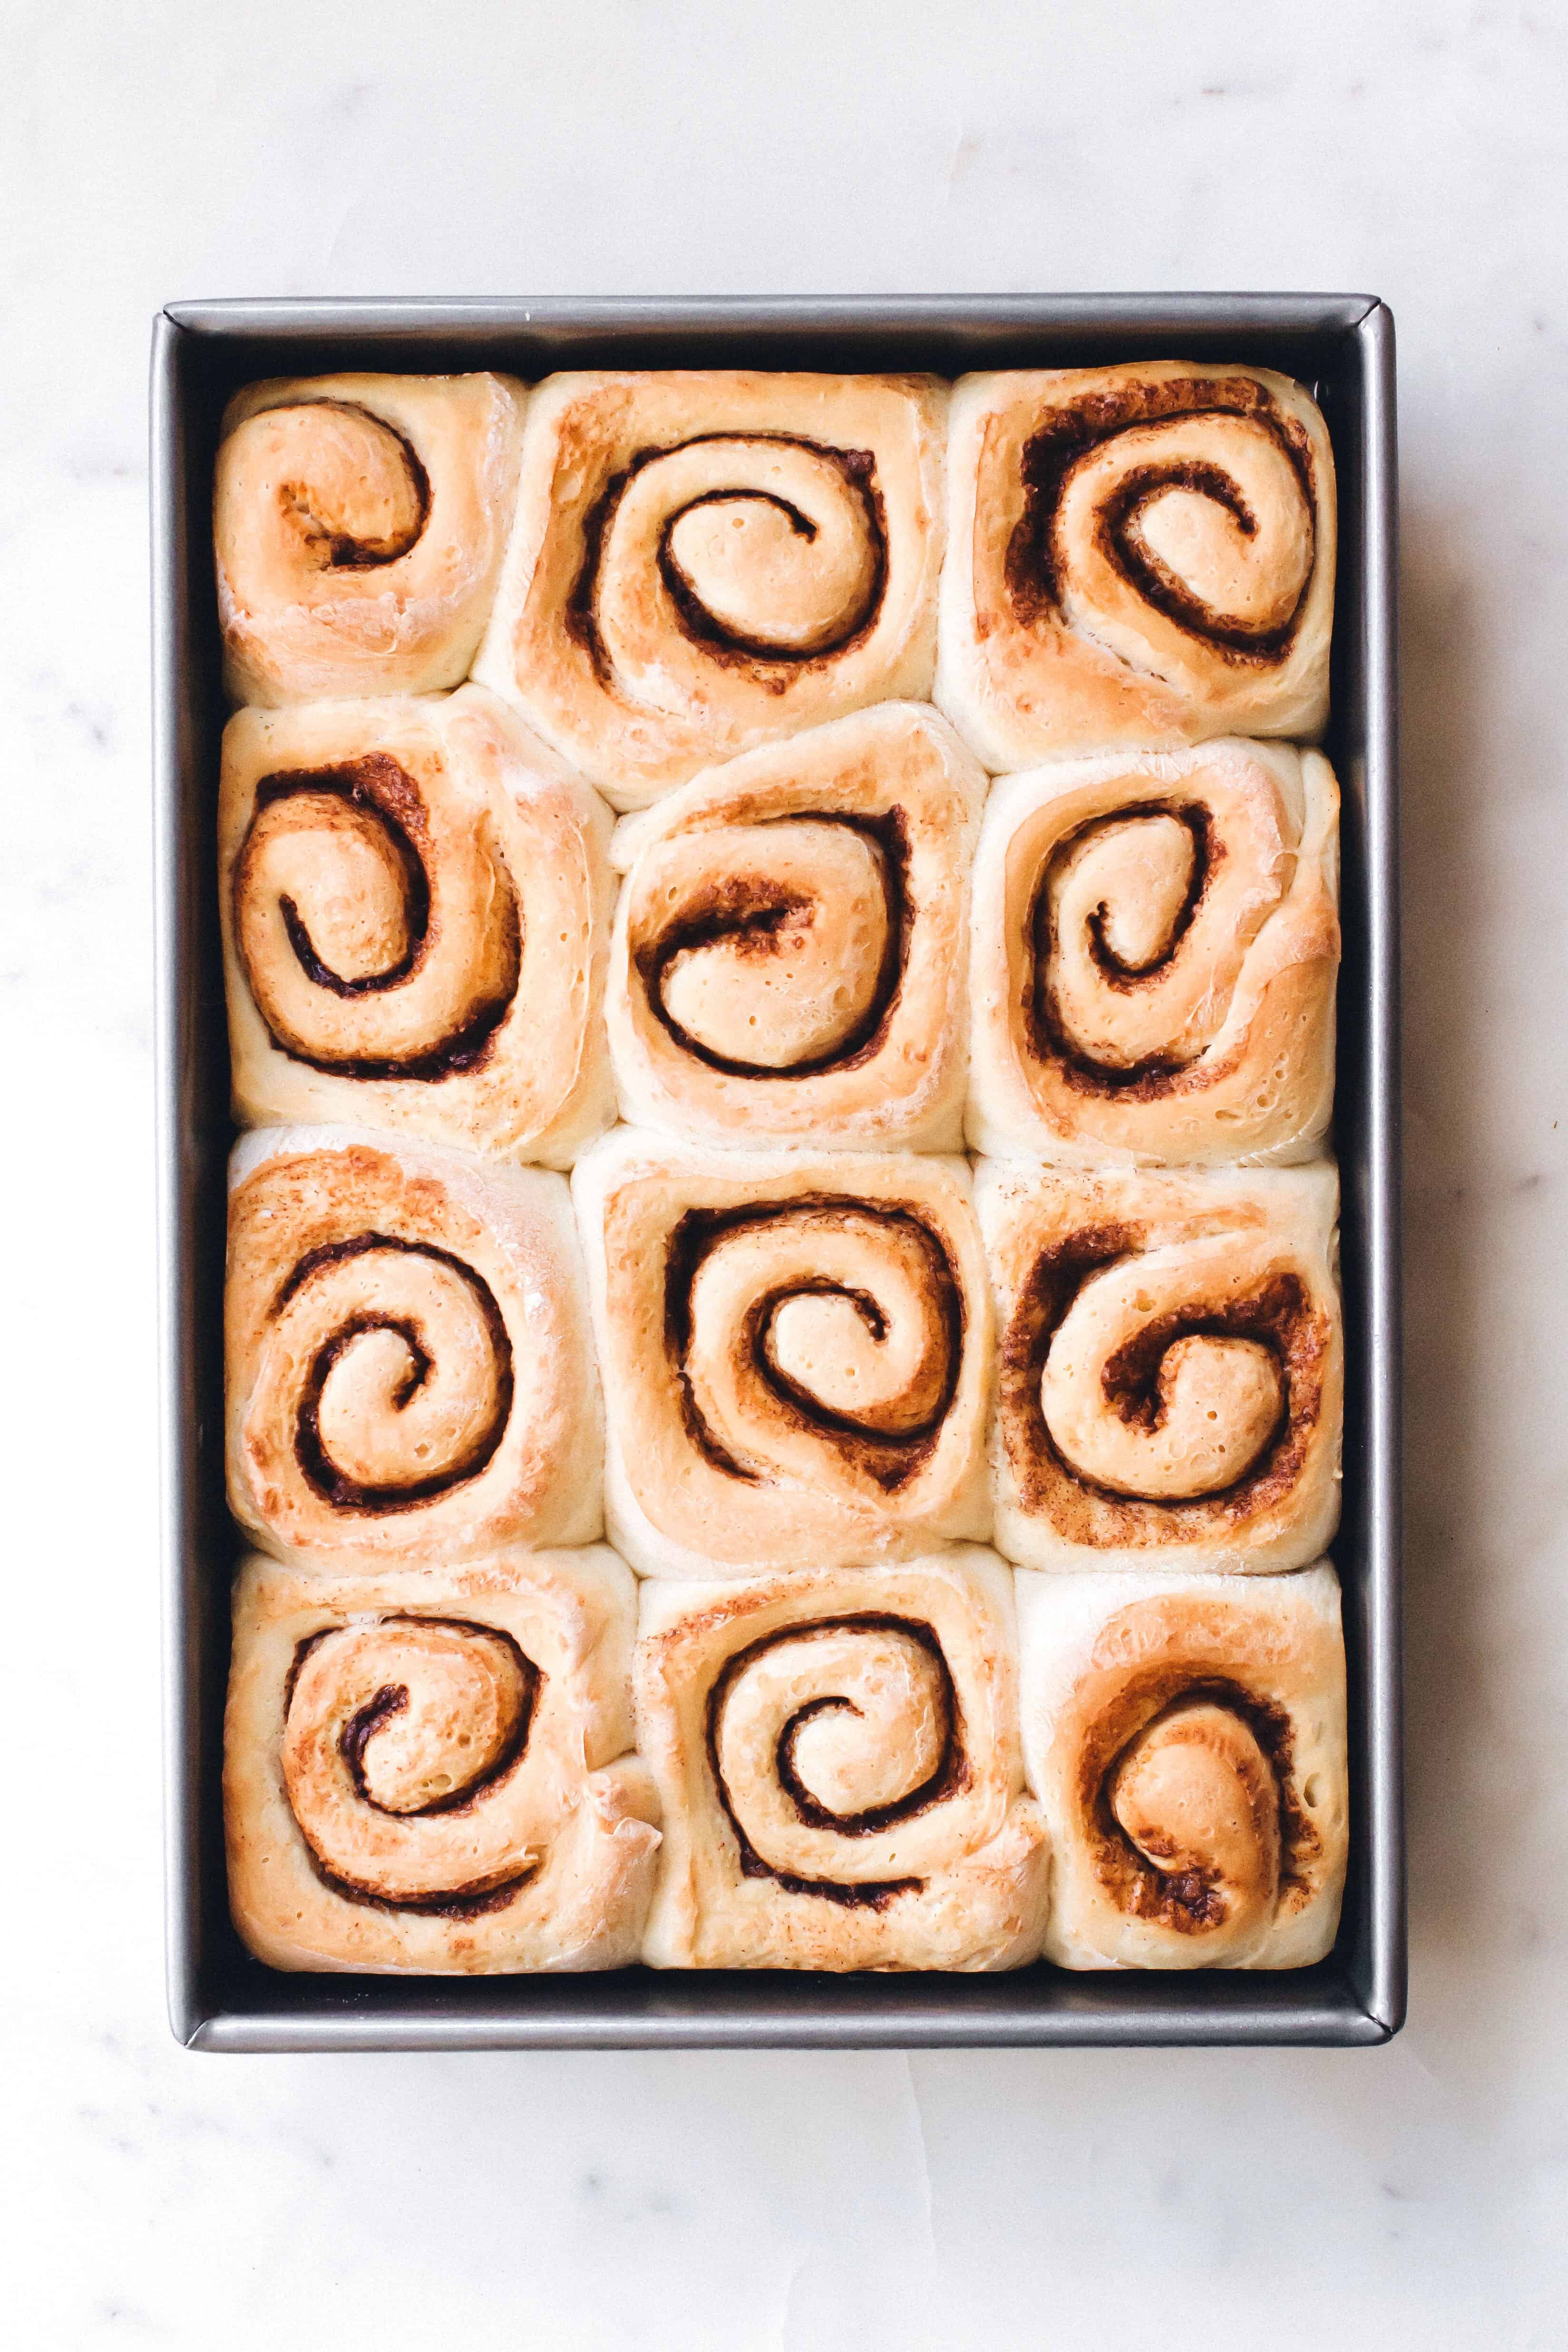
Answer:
xmin=5 ymin=1 xmax=1563 ymax=2342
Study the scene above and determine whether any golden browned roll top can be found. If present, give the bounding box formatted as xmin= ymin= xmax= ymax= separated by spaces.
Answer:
xmin=223 ymin=1551 xmax=661 ymax=1973
xmin=225 ymin=1130 xmax=603 ymax=1569
xmin=219 ymin=689 xmax=614 ymax=1163
xmin=1018 ymin=1565 xmax=1348 ymax=1971
xmin=978 ymin=1161 xmax=1344 ymax=1574
xmin=214 ymin=373 xmax=527 ymax=706
xmin=967 ymin=738 xmax=1340 ymax=1164
xmin=471 ymin=370 xmax=947 ymax=806
xmin=937 ymin=361 xmax=1336 ymax=769
xmin=635 ymin=1552 xmax=1051 ymax=1971
xmin=607 ymin=703 xmax=983 ymax=1151
xmin=573 ymin=1132 xmax=992 ymax=1579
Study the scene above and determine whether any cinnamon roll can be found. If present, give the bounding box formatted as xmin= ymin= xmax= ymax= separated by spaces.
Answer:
xmin=937 ymin=362 xmax=1335 ymax=768
xmin=215 ymin=371 xmax=526 ymax=706
xmin=219 ymin=685 xmax=614 ymax=1166
xmin=607 ymin=704 xmax=984 ymax=1152
xmin=1017 ymin=1561 xmax=1347 ymax=1968
xmin=977 ymin=1161 xmax=1342 ymax=1573
xmin=968 ymin=740 xmax=1340 ymax=1164
xmin=224 ymin=1546 xmax=661 ymax=1971
xmin=573 ymin=1130 xmax=993 ymax=1578
xmin=471 ymin=371 xmax=946 ymax=808
xmin=226 ymin=1127 xmax=602 ymax=1569
xmin=636 ymin=1549 xmax=1049 ymax=1970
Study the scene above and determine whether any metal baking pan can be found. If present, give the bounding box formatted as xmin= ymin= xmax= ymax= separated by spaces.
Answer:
xmin=153 ymin=294 xmax=1402 ymax=2050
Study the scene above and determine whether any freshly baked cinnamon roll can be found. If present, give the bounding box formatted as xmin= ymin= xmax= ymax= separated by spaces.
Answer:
xmin=977 ymin=1161 xmax=1342 ymax=1573
xmin=224 ymin=1547 xmax=660 ymax=1971
xmin=219 ymin=685 xmax=614 ymax=1165
xmin=573 ymin=1131 xmax=993 ymax=1578
xmin=636 ymin=1549 xmax=1049 ymax=1970
xmin=607 ymin=704 xmax=984 ymax=1152
xmin=471 ymin=371 xmax=946 ymax=807
xmin=226 ymin=1128 xmax=602 ymax=1569
xmin=1017 ymin=1561 xmax=1347 ymax=1968
xmin=968 ymin=739 xmax=1340 ymax=1164
xmin=937 ymin=362 xmax=1335 ymax=768
xmin=214 ymin=371 xmax=526 ymax=705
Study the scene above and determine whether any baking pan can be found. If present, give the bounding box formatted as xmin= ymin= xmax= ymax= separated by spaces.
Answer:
xmin=153 ymin=295 xmax=1402 ymax=2050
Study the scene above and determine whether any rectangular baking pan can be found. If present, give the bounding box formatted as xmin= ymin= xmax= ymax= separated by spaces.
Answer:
xmin=154 ymin=294 xmax=1402 ymax=2050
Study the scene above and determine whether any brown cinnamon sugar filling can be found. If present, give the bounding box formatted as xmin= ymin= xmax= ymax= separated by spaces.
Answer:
xmin=568 ymin=432 xmax=890 ymax=683
xmin=237 ymin=755 xmax=520 ymax=1081
xmin=1004 ymin=374 xmax=1316 ymax=664
xmin=276 ymin=1233 xmax=515 ymax=1512
xmin=1000 ymin=1228 xmax=1328 ymax=1530
xmin=282 ymin=1617 xmax=543 ymax=1917
xmin=664 ymin=1196 xmax=965 ymax=1492
xmin=1074 ymin=1666 xmax=1317 ymax=1933
xmin=1025 ymin=800 xmax=1227 ymax=1097
xmin=703 ymin=1613 xmax=970 ymax=1909
xmin=636 ymin=808 xmax=911 ymax=1079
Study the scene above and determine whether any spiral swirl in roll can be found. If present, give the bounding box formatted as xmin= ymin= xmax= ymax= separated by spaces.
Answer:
xmin=576 ymin=1135 xmax=991 ymax=1577
xmin=706 ymin=1614 xmax=966 ymax=1903
xmin=968 ymin=741 xmax=1339 ymax=1164
xmin=979 ymin=1162 xmax=1343 ymax=1574
xmin=1018 ymin=1566 xmax=1347 ymax=1970
xmin=1091 ymin=1679 xmax=1288 ymax=1952
xmin=635 ymin=813 xmax=902 ymax=1080
xmin=937 ymin=362 xmax=1335 ymax=768
xmin=235 ymin=754 xmax=519 ymax=1080
xmin=242 ymin=399 xmax=431 ymax=573
xmin=276 ymin=1233 xmax=514 ymax=1510
xmin=1007 ymin=380 xmax=1318 ymax=672
xmin=472 ymin=371 xmax=946 ymax=807
xmin=608 ymin=704 xmax=981 ymax=1149
xmin=579 ymin=432 xmax=886 ymax=680
xmin=220 ymin=690 xmax=614 ymax=1164
xmin=227 ymin=1135 xmax=603 ymax=1568
xmin=669 ymin=1200 xmax=961 ymax=1497
xmin=224 ymin=1551 xmax=660 ymax=1971
xmin=635 ymin=1552 xmax=1051 ymax=1970
xmin=215 ymin=371 xmax=526 ymax=707
xmin=282 ymin=1615 xmax=540 ymax=1910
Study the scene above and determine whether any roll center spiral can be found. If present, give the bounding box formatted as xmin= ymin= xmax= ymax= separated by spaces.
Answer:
xmin=633 ymin=811 xmax=908 ymax=1079
xmin=1006 ymin=378 xmax=1316 ymax=665
xmin=705 ymin=1616 xmax=964 ymax=1897
xmin=277 ymin=1235 xmax=515 ymax=1511
xmin=1040 ymin=1242 xmax=1293 ymax=1501
xmin=1105 ymin=1694 xmax=1283 ymax=1934
xmin=282 ymin=1618 xmax=540 ymax=1907
xmin=235 ymin=757 xmax=520 ymax=1079
xmin=268 ymin=400 xmax=430 ymax=570
xmin=580 ymin=433 xmax=887 ymax=686
xmin=668 ymin=1201 xmax=961 ymax=1492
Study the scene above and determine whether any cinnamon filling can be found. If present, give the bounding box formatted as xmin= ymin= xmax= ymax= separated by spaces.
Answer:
xmin=1026 ymin=800 xmax=1225 ymax=1096
xmin=567 ymin=432 xmax=889 ymax=683
xmin=1000 ymin=1230 xmax=1327 ymax=1524
xmin=238 ymin=757 xmax=519 ymax=1081
xmin=1075 ymin=1668 xmax=1314 ymax=1932
xmin=282 ymin=1618 xmax=543 ymax=1918
xmin=276 ymin=399 xmax=431 ymax=568
xmin=664 ymin=1196 xmax=965 ymax=1492
xmin=278 ymin=1234 xmax=515 ymax=1512
xmin=637 ymin=809 xmax=911 ymax=1079
xmin=703 ymin=1613 xmax=969 ymax=1909
xmin=1004 ymin=375 xmax=1316 ymax=664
